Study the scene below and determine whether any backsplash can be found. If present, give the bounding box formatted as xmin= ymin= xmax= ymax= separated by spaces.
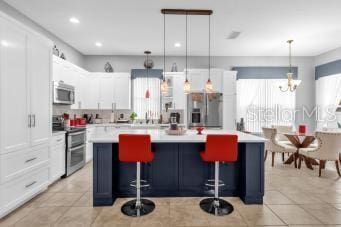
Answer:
xmin=53 ymin=105 xmax=185 ymax=124
xmin=53 ymin=105 xmax=132 ymax=123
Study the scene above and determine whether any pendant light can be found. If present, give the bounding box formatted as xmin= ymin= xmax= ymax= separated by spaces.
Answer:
xmin=144 ymin=50 xmax=151 ymax=98
xmin=160 ymin=13 xmax=169 ymax=94
xmin=161 ymin=9 xmax=213 ymax=94
xmin=183 ymin=13 xmax=191 ymax=94
xmin=279 ymin=40 xmax=301 ymax=92
xmin=205 ymin=15 xmax=213 ymax=93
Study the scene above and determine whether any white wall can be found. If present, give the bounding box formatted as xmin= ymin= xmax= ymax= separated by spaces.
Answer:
xmin=0 ymin=0 xmax=85 ymax=67
xmin=84 ymin=55 xmax=316 ymax=131
xmin=315 ymin=47 xmax=341 ymax=66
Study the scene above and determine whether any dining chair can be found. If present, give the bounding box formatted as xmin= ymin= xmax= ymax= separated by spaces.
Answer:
xmin=262 ymin=127 xmax=298 ymax=167
xmin=299 ymin=131 xmax=341 ymax=177
xmin=272 ymin=125 xmax=294 ymax=161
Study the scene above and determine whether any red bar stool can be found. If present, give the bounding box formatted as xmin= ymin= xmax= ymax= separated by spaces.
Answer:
xmin=119 ymin=134 xmax=155 ymax=217
xmin=200 ymin=134 xmax=238 ymax=216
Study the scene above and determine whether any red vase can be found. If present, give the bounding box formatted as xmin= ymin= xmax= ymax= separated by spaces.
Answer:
xmin=298 ymin=125 xmax=306 ymax=134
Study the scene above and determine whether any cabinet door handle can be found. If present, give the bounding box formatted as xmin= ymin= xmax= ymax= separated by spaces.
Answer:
xmin=25 ymin=157 xmax=37 ymax=163
xmin=32 ymin=114 xmax=36 ymax=127
xmin=25 ymin=181 xmax=37 ymax=188
xmin=28 ymin=114 xmax=32 ymax=128
xmin=79 ymin=101 xmax=82 ymax=109
xmin=98 ymin=102 xmax=100 ymax=109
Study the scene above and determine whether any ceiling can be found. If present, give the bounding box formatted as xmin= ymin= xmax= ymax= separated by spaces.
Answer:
xmin=4 ymin=0 xmax=341 ymax=56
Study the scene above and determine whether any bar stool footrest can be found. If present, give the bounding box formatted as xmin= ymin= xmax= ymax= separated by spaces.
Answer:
xmin=204 ymin=179 xmax=225 ymax=187
xmin=130 ymin=180 xmax=150 ymax=188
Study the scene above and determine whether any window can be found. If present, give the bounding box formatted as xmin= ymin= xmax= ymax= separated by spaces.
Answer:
xmin=237 ymin=79 xmax=296 ymax=133
xmin=133 ymin=77 xmax=161 ymax=120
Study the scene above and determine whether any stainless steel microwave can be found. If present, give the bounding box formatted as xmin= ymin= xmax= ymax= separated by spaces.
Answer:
xmin=53 ymin=81 xmax=75 ymax=105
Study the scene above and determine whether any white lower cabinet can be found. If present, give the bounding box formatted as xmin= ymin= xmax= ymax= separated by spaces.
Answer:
xmin=0 ymin=166 xmax=49 ymax=218
xmin=0 ymin=146 xmax=49 ymax=184
xmin=49 ymin=134 xmax=66 ymax=184
xmin=86 ymin=127 xmax=95 ymax=162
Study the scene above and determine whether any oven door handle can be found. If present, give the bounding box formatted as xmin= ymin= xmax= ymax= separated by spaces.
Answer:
xmin=68 ymin=131 xmax=86 ymax=136
xmin=68 ymin=144 xmax=85 ymax=152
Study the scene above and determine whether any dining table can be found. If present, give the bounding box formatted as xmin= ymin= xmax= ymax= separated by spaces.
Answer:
xmin=283 ymin=132 xmax=318 ymax=170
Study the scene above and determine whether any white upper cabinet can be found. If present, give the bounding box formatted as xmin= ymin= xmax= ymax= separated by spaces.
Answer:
xmin=187 ymin=70 xmax=205 ymax=92
xmin=187 ymin=69 xmax=224 ymax=93
xmin=0 ymin=15 xmax=52 ymax=154
xmin=98 ymin=73 xmax=115 ymax=110
xmin=81 ymin=75 xmax=100 ymax=109
xmin=28 ymin=34 xmax=52 ymax=146
xmin=113 ymin=73 xmax=131 ymax=110
xmin=0 ymin=16 xmax=30 ymax=154
xmin=223 ymin=71 xmax=237 ymax=95
xmin=52 ymin=59 xmax=132 ymax=110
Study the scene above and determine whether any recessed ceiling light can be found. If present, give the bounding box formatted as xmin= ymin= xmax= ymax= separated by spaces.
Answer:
xmin=174 ymin=42 xmax=181 ymax=47
xmin=95 ymin=42 xmax=103 ymax=47
xmin=69 ymin=17 xmax=80 ymax=24
xmin=1 ymin=40 xmax=9 ymax=47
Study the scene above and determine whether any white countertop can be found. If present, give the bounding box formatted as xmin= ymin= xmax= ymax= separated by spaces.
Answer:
xmin=52 ymin=131 xmax=66 ymax=136
xmin=89 ymin=129 xmax=266 ymax=143
xmin=86 ymin=123 xmax=185 ymax=128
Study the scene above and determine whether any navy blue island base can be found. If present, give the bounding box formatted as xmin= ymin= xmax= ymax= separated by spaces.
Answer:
xmin=93 ymin=142 xmax=264 ymax=206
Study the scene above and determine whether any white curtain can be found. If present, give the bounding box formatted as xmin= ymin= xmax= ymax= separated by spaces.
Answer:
xmin=316 ymin=74 xmax=341 ymax=129
xmin=237 ymin=79 xmax=296 ymax=133
xmin=133 ymin=77 xmax=161 ymax=120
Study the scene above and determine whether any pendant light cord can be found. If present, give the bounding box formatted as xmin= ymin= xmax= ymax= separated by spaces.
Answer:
xmin=208 ymin=15 xmax=211 ymax=80
xmin=185 ymin=13 xmax=188 ymax=80
xmin=163 ymin=13 xmax=166 ymax=81
xmin=289 ymin=41 xmax=292 ymax=73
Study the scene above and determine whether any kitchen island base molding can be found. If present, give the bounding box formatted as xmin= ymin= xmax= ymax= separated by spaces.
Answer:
xmin=93 ymin=142 xmax=264 ymax=206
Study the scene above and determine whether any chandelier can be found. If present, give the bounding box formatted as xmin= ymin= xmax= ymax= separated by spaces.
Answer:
xmin=279 ymin=40 xmax=301 ymax=92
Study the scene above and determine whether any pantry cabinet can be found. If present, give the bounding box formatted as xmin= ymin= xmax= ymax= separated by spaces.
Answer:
xmin=0 ymin=15 xmax=52 ymax=155
xmin=0 ymin=12 xmax=52 ymax=218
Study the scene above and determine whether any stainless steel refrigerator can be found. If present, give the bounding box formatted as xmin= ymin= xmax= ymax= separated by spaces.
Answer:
xmin=187 ymin=92 xmax=223 ymax=129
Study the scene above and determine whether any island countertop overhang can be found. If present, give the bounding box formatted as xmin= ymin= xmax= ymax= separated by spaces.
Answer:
xmin=89 ymin=129 xmax=266 ymax=143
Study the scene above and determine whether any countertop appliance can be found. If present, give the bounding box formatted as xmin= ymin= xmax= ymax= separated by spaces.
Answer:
xmin=187 ymin=92 xmax=223 ymax=129
xmin=53 ymin=81 xmax=75 ymax=105
xmin=52 ymin=115 xmax=86 ymax=177
xmin=170 ymin=112 xmax=180 ymax=124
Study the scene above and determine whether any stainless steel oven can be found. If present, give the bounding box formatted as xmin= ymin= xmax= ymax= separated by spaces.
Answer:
xmin=66 ymin=128 xmax=86 ymax=176
xmin=53 ymin=81 xmax=75 ymax=105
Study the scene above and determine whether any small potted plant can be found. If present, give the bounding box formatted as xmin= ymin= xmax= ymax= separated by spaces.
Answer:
xmin=130 ymin=112 xmax=138 ymax=123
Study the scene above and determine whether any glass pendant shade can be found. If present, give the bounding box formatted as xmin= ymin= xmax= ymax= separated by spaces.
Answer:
xmin=205 ymin=78 xmax=213 ymax=93
xmin=160 ymin=79 xmax=168 ymax=94
xmin=145 ymin=89 xmax=150 ymax=98
xmin=183 ymin=78 xmax=191 ymax=94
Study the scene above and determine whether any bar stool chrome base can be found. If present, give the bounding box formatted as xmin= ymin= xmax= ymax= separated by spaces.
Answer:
xmin=200 ymin=198 xmax=234 ymax=216
xmin=121 ymin=199 xmax=155 ymax=217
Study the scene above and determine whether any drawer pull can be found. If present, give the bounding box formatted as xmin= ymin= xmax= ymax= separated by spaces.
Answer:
xmin=25 ymin=157 xmax=37 ymax=163
xmin=25 ymin=181 xmax=37 ymax=188
xmin=56 ymin=139 xmax=63 ymax=142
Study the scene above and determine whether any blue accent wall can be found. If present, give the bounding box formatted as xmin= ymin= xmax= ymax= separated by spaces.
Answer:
xmin=131 ymin=69 xmax=163 ymax=79
xmin=232 ymin=67 xmax=298 ymax=80
xmin=315 ymin=59 xmax=341 ymax=80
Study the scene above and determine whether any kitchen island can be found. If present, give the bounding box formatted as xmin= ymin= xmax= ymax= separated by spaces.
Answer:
xmin=90 ymin=129 xmax=266 ymax=206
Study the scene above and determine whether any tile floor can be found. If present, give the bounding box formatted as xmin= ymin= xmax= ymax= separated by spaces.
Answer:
xmin=1 ymin=155 xmax=341 ymax=226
